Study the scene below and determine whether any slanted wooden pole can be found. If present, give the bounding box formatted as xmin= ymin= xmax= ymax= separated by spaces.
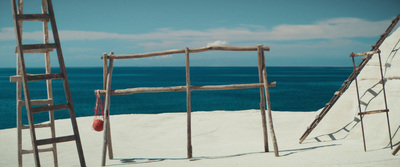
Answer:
xmin=261 ymin=49 xmax=279 ymax=157
xmin=102 ymin=58 xmax=114 ymax=166
xmin=257 ymin=45 xmax=269 ymax=152
xmin=185 ymin=47 xmax=193 ymax=158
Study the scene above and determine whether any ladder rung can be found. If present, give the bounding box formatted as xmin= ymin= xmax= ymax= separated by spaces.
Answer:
xmin=10 ymin=73 xmax=63 ymax=82
xmin=31 ymin=103 xmax=70 ymax=113
xmin=18 ymin=99 xmax=53 ymax=106
xmin=350 ymin=50 xmax=379 ymax=57
xmin=17 ymin=14 xmax=50 ymax=22
xmin=21 ymin=123 xmax=52 ymax=130
xmin=21 ymin=147 xmax=53 ymax=154
xmin=17 ymin=43 xmax=57 ymax=53
xmin=358 ymin=109 xmax=389 ymax=116
xmin=36 ymin=135 xmax=76 ymax=146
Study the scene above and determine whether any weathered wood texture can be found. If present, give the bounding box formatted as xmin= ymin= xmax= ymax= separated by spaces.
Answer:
xmin=102 ymin=46 xmax=270 ymax=59
xmin=260 ymin=48 xmax=279 ymax=157
xmin=357 ymin=109 xmax=389 ymax=115
xmin=95 ymin=82 xmax=276 ymax=95
xmin=102 ymin=58 xmax=114 ymax=166
xmin=185 ymin=48 xmax=193 ymax=159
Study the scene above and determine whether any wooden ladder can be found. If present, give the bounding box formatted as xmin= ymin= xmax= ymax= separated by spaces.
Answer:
xmin=299 ymin=13 xmax=400 ymax=144
xmin=10 ymin=0 xmax=86 ymax=166
xmin=350 ymin=50 xmax=392 ymax=151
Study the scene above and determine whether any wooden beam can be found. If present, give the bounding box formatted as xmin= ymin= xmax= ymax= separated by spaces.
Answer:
xmin=104 ymin=46 xmax=270 ymax=59
xmin=350 ymin=50 xmax=379 ymax=57
xmin=358 ymin=109 xmax=389 ymax=116
xmin=95 ymin=82 xmax=276 ymax=95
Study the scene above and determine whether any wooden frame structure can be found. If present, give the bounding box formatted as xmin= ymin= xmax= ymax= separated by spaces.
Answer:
xmin=350 ymin=50 xmax=392 ymax=151
xmin=98 ymin=45 xmax=279 ymax=166
xmin=10 ymin=0 xmax=86 ymax=166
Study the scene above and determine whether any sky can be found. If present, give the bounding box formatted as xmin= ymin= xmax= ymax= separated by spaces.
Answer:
xmin=0 ymin=0 xmax=399 ymax=67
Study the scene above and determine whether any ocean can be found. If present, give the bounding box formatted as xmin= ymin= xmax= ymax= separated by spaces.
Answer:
xmin=0 ymin=66 xmax=353 ymax=129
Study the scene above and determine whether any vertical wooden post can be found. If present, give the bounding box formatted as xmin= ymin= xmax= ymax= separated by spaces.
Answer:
xmin=377 ymin=50 xmax=393 ymax=149
xmin=261 ymin=49 xmax=279 ymax=157
xmin=257 ymin=45 xmax=269 ymax=152
xmin=102 ymin=58 xmax=114 ymax=166
xmin=16 ymin=1 xmax=23 ymax=166
xmin=351 ymin=54 xmax=367 ymax=152
xmin=103 ymin=52 xmax=114 ymax=159
xmin=185 ymin=47 xmax=193 ymax=159
xmin=103 ymin=53 xmax=108 ymax=90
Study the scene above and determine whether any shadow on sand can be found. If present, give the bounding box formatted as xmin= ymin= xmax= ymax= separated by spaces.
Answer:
xmin=105 ymin=144 xmax=338 ymax=166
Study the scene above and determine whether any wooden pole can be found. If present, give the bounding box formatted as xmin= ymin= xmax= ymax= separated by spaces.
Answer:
xmin=185 ymin=47 xmax=193 ymax=159
xmin=11 ymin=0 xmax=41 ymax=165
xmin=103 ymin=53 xmax=108 ymax=90
xmin=102 ymin=58 xmax=114 ymax=166
xmin=15 ymin=1 xmax=23 ymax=166
xmin=257 ymin=45 xmax=269 ymax=152
xmin=102 ymin=53 xmax=114 ymax=159
xmin=351 ymin=55 xmax=367 ymax=152
xmin=46 ymin=0 xmax=86 ymax=165
xmin=41 ymin=0 xmax=57 ymax=166
xmin=377 ymin=51 xmax=393 ymax=149
xmin=261 ymin=51 xmax=279 ymax=157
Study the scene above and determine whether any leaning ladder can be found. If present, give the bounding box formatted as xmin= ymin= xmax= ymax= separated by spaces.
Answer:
xmin=10 ymin=0 xmax=86 ymax=166
xmin=299 ymin=13 xmax=400 ymax=144
xmin=350 ymin=50 xmax=392 ymax=151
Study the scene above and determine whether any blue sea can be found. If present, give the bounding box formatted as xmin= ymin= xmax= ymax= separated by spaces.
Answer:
xmin=0 ymin=67 xmax=352 ymax=129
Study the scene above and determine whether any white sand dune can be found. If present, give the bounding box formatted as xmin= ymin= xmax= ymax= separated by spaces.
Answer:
xmin=1 ymin=27 xmax=400 ymax=167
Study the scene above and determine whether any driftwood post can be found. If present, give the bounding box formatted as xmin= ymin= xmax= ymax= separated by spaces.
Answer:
xmin=261 ymin=47 xmax=279 ymax=157
xmin=257 ymin=45 xmax=269 ymax=152
xmin=185 ymin=47 xmax=193 ymax=158
xmin=102 ymin=57 xmax=114 ymax=166
xmin=102 ymin=53 xmax=114 ymax=160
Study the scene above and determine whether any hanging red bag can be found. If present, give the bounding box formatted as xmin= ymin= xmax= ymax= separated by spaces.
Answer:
xmin=93 ymin=90 xmax=104 ymax=132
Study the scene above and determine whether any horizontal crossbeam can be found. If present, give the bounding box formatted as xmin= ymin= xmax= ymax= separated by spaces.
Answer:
xmin=96 ymin=82 xmax=276 ymax=95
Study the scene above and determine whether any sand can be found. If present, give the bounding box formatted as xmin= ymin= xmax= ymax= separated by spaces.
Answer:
xmin=1 ymin=27 xmax=399 ymax=167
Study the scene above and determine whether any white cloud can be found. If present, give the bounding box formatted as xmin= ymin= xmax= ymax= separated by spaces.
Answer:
xmin=207 ymin=40 xmax=228 ymax=47
xmin=0 ymin=17 xmax=390 ymax=43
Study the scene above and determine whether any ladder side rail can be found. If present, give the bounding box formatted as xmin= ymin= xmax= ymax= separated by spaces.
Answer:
xmin=41 ymin=0 xmax=58 ymax=166
xmin=352 ymin=55 xmax=367 ymax=152
xmin=377 ymin=51 xmax=393 ymax=149
xmin=11 ymin=0 xmax=41 ymax=166
xmin=46 ymin=0 xmax=86 ymax=165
